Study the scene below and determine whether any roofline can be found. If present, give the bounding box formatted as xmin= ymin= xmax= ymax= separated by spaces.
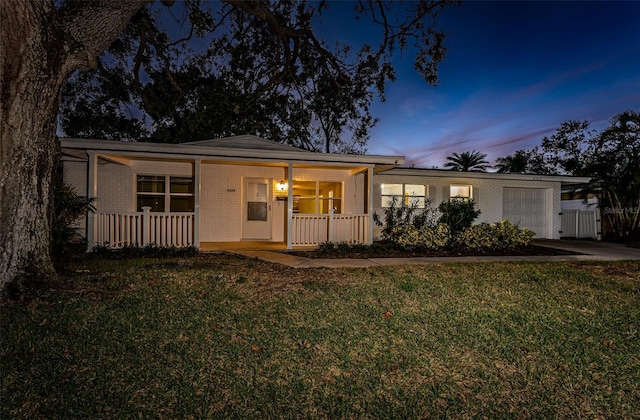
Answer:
xmin=382 ymin=167 xmax=592 ymax=184
xmin=59 ymin=138 xmax=405 ymax=166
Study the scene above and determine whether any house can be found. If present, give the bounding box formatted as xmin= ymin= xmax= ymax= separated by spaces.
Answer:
xmin=61 ymin=136 xmax=591 ymax=249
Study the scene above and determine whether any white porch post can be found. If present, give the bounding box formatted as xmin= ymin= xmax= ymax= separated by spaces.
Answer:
xmin=86 ymin=152 xmax=98 ymax=250
xmin=287 ymin=162 xmax=293 ymax=250
xmin=193 ymin=158 xmax=201 ymax=248
xmin=328 ymin=208 xmax=334 ymax=242
xmin=368 ymin=166 xmax=374 ymax=244
xmin=142 ymin=206 xmax=151 ymax=246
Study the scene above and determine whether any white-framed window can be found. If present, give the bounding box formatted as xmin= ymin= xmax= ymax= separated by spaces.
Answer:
xmin=450 ymin=184 xmax=473 ymax=199
xmin=381 ymin=183 xmax=427 ymax=208
xmin=292 ymin=181 xmax=342 ymax=214
xmin=136 ymin=175 xmax=194 ymax=212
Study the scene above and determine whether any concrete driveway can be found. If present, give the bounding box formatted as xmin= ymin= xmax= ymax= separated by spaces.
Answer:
xmin=534 ymin=239 xmax=640 ymax=261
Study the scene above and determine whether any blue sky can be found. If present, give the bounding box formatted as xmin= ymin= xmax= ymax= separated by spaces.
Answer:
xmin=351 ymin=1 xmax=640 ymax=167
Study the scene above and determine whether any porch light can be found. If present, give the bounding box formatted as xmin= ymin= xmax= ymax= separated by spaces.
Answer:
xmin=276 ymin=180 xmax=288 ymax=192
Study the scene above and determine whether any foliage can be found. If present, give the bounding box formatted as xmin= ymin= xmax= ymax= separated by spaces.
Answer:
xmin=51 ymin=177 xmax=95 ymax=263
xmin=89 ymin=243 xmax=199 ymax=259
xmin=443 ymin=150 xmax=490 ymax=172
xmin=59 ymin=1 xmax=458 ymax=153
xmin=315 ymin=241 xmax=373 ymax=256
xmin=459 ymin=220 xmax=535 ymax=251
xmin=494 ymin=148 xmax=550 ymax=174
xmin=508 ymin=110 xmax=640 ymax=241
xmin=2 ymin=255 xmax=639 ymax=418
xmin=437 ymin=198 xmax=481 ymax=235
xmin=373 ymin=196 xmax=441 ymax=242
xmin=390 ymin=223 xmax=452 ymax=250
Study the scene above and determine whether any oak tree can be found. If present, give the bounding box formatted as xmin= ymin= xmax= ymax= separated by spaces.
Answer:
xmin=1 ymin=0 xmax=456 ymax=296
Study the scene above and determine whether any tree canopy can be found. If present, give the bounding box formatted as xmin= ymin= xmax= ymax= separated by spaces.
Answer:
xmin=494 ymin=148 xmax=548 ymax=174
xmin=494 ymin=110 xmax=640 ymax=241
xmin=1 ymin=0 xmax=458 ymax=297
xmin=59 ymin=0 xmax=457 ymax=153
xmin=443 ymin=150 xmax=490 ymax=172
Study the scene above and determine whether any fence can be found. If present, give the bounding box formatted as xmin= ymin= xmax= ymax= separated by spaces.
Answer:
xmin=560 ymin=209 xmax=599 ymax=239
xmin=291 ymin=211 xmax=370 ymax=247
xmin=94 ymin=207 xmax=195 ymax=247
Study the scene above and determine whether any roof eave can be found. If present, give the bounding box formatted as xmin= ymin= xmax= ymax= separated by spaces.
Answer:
xmin=59 ymin=138 xmax=404 ymax=167
xmin=382 ymin=167 xmax=592 ymax=184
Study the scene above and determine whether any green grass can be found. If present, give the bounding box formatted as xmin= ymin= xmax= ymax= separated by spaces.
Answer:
xmin=2 ymin=255 xmax=639 ymax=418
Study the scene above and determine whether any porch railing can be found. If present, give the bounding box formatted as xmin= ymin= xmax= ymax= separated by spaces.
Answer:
xmin=95 ymin=207 xmax=195 ymax=247
xmin=560 ymin=209 xmax=599 ymax=239
xmin=291 ymin=211 xmax=370 ymax=247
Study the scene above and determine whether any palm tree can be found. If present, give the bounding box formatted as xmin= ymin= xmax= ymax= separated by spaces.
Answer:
xmin=495 ymin=150 xmax=531 ymax=173
xmin=443 ymin=150 xmax=490 ymax=172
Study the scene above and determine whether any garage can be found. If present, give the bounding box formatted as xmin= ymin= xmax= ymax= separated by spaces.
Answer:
xmin=503 ymin=188 xmax=547 ymax=238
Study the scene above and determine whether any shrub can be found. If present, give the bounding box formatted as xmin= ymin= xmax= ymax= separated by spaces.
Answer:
xmin=438 ymin=198 xmax=481 ymax=235
xmin=459 ymin=220 xmax=535 ymax=251
xmin=52 ymin=178 xmax=95 ymax=263
xmin=389 ymin=224 xmax=420 ymax=249
xmin=387 ymin=223 xmax=451 ymax=250
xmin=419 ymin=223 xmax=452 ymax=250
xmin=315 ymin=241 xmax=371 ymax=256
xmin=373 ymin=196 xmax=441 ymax=243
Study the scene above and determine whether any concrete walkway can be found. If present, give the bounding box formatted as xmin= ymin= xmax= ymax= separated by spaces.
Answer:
xmin=221 ymin=240 xmax=640 ymax=268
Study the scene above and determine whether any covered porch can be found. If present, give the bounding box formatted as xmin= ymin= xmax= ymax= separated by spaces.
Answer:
xmin=61 ymin=136 xmax=402 ymax=250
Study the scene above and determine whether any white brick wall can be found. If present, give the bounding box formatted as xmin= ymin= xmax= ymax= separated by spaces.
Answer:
xmin=200 ymin=164 xmax=285 ymax=242
xmin=63 ymin=158 xmax=369 ymax=244
xmin=373 ymin=173 xmax=562 ymax=239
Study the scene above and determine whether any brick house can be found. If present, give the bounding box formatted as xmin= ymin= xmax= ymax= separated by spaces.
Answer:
xmin=61 ymin=135 xmax=590 ymax=249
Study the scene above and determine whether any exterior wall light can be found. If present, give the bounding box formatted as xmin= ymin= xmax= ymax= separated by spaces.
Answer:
xmin=276 ymin=180 xmax=288 ymax=192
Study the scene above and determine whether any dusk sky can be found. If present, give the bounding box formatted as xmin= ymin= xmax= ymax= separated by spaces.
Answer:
xmin=343 ymin=1 xmax=640 ymax=168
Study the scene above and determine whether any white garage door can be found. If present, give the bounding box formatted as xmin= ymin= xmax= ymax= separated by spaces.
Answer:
xmin=503 ymin=188 xmax=547 ymax=238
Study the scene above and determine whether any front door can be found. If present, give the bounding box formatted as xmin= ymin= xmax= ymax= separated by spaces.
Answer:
xmin=243 ymin=178 xmax=272 ymax=240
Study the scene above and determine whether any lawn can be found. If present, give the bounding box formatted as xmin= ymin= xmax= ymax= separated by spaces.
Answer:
xmin=2 ymin=255 xmax=639 ymax=418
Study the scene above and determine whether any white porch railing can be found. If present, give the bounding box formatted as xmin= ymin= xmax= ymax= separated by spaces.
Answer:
xmin=95 ymin=207 xmax=195 ymax=247
xmin=560 ymin=209 xmax=599 ymax=239
xmin=291 ymin=211 xmax=370 ymax=247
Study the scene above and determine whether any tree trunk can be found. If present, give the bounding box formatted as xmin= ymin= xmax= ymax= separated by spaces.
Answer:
xmin=0 ymin=0 xmax=146 ymax=297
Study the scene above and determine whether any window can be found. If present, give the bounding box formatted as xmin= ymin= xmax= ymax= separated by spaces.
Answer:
xmin=381 ymin=184 xmax=427 ymax=208
xmin=137 ymin=175 xmax=194 ymax=212
xmin=292 ymin=181 xmax=342 ymax=214
xmin=450 ymin=185 xmax=472 ymax=199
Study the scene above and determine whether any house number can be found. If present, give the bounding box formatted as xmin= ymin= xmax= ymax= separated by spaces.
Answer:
xmin=227 ymin=188 xmax=236 ymax=192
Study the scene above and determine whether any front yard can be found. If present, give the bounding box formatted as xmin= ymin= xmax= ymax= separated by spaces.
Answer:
xmin=2 ymin=255 xmax=639 ymax=418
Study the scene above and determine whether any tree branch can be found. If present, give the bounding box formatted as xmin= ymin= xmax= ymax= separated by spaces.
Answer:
xmin=59 ymin=0 xmax=150 ymax=72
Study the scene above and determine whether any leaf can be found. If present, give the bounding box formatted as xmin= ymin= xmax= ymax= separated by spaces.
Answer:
xmin=382 ymin=310 xmax=393 ymax=319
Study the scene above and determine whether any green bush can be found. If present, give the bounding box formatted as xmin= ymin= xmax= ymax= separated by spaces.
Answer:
xmin=52 ymin=178 xmax=95 ymax=263
xmin=420 ymin=224 xmax=452 ymax=249
xmin=459 ymin=220 xmax=535 ymax=251
xmin=388 ymin=223 xmax=451 ymax=250
xmin=438 ymin=198 xmax=481 ymax=235
xmin=373 ymin=196 xmax=441 ymax=243
xmin=315 ymin=241 xmax=372 ymax=256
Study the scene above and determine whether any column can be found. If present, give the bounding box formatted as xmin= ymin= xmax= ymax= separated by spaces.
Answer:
xmin=86 ymin=152 xmax=98 ymax=250
xmin=193 ymin=158 xmax=201 ymax=248
xmin=287 ymin=163 xmax=293 ymax=250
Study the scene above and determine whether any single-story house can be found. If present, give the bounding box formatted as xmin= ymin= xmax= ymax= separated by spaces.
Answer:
xmin=61 ymin=136 xmax=591 ymax=249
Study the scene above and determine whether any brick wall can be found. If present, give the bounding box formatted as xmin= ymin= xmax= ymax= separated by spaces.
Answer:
xmin=373 ymin=173 xmax=561 ymax=239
